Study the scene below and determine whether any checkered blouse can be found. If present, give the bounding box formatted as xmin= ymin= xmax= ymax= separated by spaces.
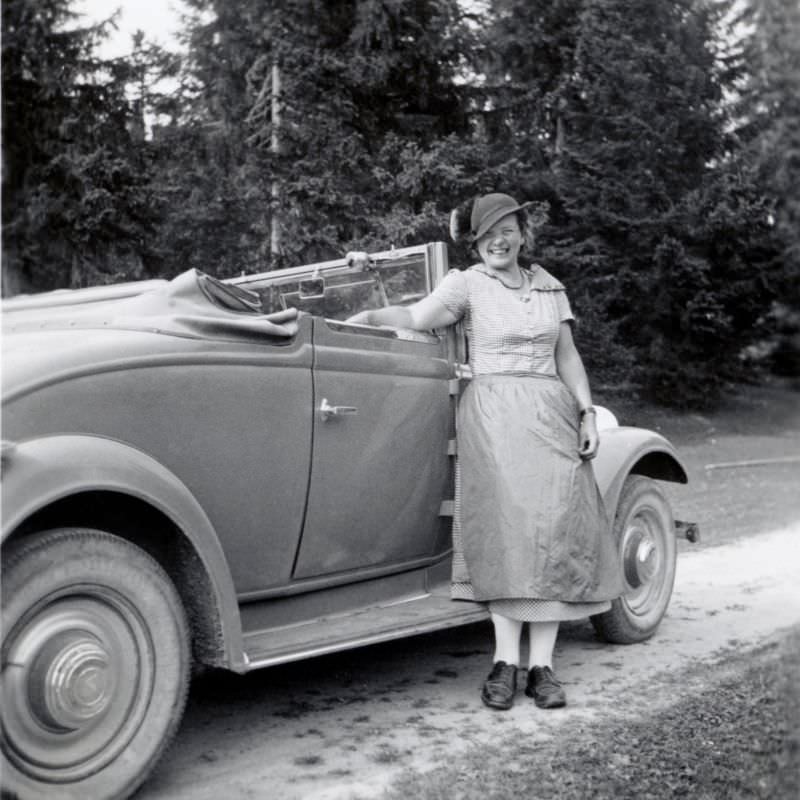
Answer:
xmin=430 ymin=264 xmax=574 ymax=376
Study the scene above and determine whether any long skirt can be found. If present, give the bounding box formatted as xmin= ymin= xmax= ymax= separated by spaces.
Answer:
xmin=450 ymin=374 xmax=624 ymax=621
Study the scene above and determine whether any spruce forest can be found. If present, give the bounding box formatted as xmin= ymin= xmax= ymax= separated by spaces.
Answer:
xmin=3 ymin=0 xmax=799 ymax=408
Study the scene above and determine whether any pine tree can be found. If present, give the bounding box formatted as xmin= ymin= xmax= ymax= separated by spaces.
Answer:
xmin=479 ymin=0 xmax=582 ymax=155
xmin=152 ymin=1 xmax=476 ymax=273
xmin=243 ymin=0 xmax=476 ymax=265
xmin=733 ymin=0 xmax=800 ymax=278
xmin=481 ymin=0 xmax=782 ymax=406
xmin=1 ymin=0 xmax=160 ymax=293
xmin=144 ymin=0 xmax=272 ymax=278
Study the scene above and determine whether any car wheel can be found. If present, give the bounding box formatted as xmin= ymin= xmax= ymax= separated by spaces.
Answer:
xmin=1 ymin=528 xmax=190 ymax=800
xmin=591 ymin=476 xmax=677 ymax=644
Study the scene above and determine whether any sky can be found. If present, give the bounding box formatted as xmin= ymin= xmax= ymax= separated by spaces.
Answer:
xmin=72 ymin=0 xmax=187 ymax=57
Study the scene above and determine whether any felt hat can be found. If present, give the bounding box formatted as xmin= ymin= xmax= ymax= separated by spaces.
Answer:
xmin=469 ymin=193 xmax=533 ymax=240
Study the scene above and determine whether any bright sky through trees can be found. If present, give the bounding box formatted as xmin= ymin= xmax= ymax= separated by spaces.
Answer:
xmin=72 ymin=0 xmax=185 ymax=56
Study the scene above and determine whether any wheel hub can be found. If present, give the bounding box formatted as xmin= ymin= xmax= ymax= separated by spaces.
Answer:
xmin=30 ymin=633 xmax=113 ymax=731
xmin=2 ymin=594 xmax=152 ymax=780
xmin=635 ymin=539 xmax=657 ymax=583
xmin=623 ymin=525 xmax=658 ymax=588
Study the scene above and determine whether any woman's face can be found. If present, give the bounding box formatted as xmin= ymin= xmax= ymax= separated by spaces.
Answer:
xmin=476 ymin=213 xmax=522 ymax=271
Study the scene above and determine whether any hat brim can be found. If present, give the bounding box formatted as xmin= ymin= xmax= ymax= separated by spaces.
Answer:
xmin=472 ymin=201 xmax=535 ymax=241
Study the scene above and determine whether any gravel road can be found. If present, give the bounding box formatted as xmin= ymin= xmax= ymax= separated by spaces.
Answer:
xmin=139 ymin=390 xmax=800 ymax=800
xmin=139 ymin=524 xmax=800 ymax=800
xmin=386 ymin=627 xmax=800 ymax=800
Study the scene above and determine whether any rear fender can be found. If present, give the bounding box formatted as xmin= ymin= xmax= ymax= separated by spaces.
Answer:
xmin=1 ymin=434 xmax=245 ymax=671
xmin=594 ymin=426 xmax=688 ymax=519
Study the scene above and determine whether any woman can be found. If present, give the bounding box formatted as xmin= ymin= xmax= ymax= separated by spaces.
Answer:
xmin=347 ymin=192 xmax=623 ymax=710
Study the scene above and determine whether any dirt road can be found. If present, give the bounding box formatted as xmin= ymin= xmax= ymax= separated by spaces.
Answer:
xmin=140 ymin=411 xmax=800 ymax=800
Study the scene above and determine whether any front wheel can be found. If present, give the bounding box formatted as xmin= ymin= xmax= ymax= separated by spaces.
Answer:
xmin=591 ymin=476 xmax=677 ymax=643
xmin=1 ymin=528 xmax=190 ymax=800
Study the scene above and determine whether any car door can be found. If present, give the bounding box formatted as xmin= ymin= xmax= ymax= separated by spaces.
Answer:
xmin=291 ymin=317 xmax=453 ymax=578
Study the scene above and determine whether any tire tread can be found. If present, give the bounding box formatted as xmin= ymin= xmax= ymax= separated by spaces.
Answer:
xmin=2 ymin=527 xmax=191 ymax=800
xmin=591 ymin=476 xmax=677 ymax=644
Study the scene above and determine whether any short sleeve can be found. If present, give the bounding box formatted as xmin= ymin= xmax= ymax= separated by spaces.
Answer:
xmin=430 ymin=268 xmax=468 ymax=319
xmin=555 ymin=290 xmax=574 ymax=324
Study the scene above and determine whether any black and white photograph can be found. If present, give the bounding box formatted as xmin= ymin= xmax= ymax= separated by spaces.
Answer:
xmin=2 ymin=1 xmax=799 ymax=798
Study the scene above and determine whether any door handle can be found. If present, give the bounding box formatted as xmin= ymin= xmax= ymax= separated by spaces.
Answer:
xmin=320 ymin=398 xmax=358 ymax=421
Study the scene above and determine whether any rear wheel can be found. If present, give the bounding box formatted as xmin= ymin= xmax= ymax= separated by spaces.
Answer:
xmin=1 ymin=528 xmax=190 ymax=800
xmin=591 ymin=476 xmax=677 ymax=643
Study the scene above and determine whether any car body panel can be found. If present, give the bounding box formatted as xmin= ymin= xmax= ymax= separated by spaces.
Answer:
xmin=593 ymin=426 xmax=688 ymax=515
xmin=3 ymin=319 xmax=314 ymax=594
xmin=294 ymin=318 xmax=452 ymax=578
xmin=0 ymin=433 xmax=246 ymax=671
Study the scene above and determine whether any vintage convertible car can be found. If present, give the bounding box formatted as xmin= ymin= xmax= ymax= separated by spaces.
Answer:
xmin=1 ymin=243 xmax=697 ymax=799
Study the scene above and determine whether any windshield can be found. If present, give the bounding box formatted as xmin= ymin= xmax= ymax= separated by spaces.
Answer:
xmin=251 ymin=254 xmax=429 ymax=320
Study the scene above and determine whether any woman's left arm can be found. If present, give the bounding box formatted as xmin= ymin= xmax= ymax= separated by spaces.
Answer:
xmin=554 ymin=322 xmax=599 ymax=460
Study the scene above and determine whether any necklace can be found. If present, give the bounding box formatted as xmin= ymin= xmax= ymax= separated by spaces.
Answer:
xmin=496 ymin=269 xmax=526 ymax=290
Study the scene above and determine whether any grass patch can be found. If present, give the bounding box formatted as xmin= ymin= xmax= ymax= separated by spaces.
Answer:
xmin=383 ymin=629 xmax=800 ymax=800
xmin=373 ymin=745 xmax=405 ymax=764
xmin=293 ymin=754 xmax=324 ymax=767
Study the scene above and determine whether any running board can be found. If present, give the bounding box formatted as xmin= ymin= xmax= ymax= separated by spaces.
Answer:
xmin=241 ymin=592 xmax=489 ymax=671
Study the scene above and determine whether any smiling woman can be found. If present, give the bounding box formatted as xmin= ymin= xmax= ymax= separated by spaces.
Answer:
xmin=346 ymin=192 xmax=626 ymax=712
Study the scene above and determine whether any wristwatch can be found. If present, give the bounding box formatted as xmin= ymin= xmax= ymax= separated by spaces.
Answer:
xmin=579 ymin=406 xmax=597 ymax=420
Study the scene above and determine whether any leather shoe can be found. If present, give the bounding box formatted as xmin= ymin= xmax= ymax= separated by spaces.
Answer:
xmin=481 ymin=661 xmax=517 ymax=710
xmin=525 ymin=665 xmax=566 ymax=708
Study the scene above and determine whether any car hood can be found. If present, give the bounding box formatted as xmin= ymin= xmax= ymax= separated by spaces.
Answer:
xmin=2 ymin=270 xmax=300 ymax=401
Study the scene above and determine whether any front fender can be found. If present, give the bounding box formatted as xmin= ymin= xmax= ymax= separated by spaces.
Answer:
xmin=1 ymin=433 xmax=244 ymax=671
xmin=594 ymin=426 xmax=688 ymax=519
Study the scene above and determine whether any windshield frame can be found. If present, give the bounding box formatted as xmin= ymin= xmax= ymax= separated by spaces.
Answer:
xmin=229 ymin=244 xmax=441 ymax=323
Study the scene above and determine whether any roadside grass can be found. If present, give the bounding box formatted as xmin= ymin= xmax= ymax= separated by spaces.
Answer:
xmin=383 ymin=628 xmax=800 ymax=800
xmin=602 ymin=377 xmax=800 ymax=548
xmin=595 ymin=376 xmax=800 ymax=445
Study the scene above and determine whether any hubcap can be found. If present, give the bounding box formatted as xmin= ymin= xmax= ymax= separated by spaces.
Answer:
xmin=29 ymin=633 xmax=113 ymax=731
xmin=623 ymin=527 xmax=658 ymax=588
xmin=2 ymin=592 xmax=154 ymax=781
xmin=621 ymin=506 xmax=666 ymax=615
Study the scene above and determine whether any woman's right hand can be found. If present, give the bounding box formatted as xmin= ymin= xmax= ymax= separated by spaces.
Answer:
xmin=578 ymin=414 xmax=599 ymax=460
